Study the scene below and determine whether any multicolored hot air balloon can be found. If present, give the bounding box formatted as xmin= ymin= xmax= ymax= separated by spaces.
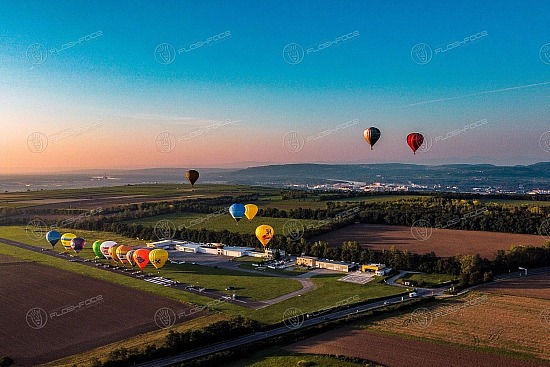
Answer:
xmin=133 ymin=248 xmax=150 ymax=270
xmin=92 ymin=240 xmax=105 ymax=259
xmin=46 ymin=230 xmax=61 ymax=249
xmin=407 ymin=133 xmax=424 ymax=154
xmin=255 ymin=225 xmax=274 ymax=247
xmin=186 ymin=170 xmax=200 ymax=187
xmin=363 ymin=127 xmax=381 ymax=150
xmin=60 ymin=233 xmax=77 ymax=251
xmin=229 ymin=204 xmax=246 ymax=223
xmin=70 ymin=237 xmax=86 ymax=255
xmin=149 ymin=249 xmax=169 ymax=271
xmin=244 ymin=204 xmax=258 ymax=222
xmin=116 ymin=245 xmax=133 ymax=265
xmin=126 ymin=249 xmax=136 ymax=267
xmin=100 ymin=241 xmax=117 ymax=259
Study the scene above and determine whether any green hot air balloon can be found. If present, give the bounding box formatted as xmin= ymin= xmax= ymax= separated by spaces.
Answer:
xmin=92 ymin=240 xmax=105 ymax=259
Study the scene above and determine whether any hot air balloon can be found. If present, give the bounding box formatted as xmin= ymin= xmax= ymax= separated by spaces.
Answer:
xmin=364 ymin=127 xmax=381 ymax=150
xmin=46 ymin=230 xmax=61 ymax=249
xmin=126 ymin=249 xmax=136 ymax=267
xmin=116 ymin=245 xmax=133 ymax=265
xmin=92 ymin=240 xmax=105 ymax=259
xmin=108 ymin=245 xmax=121 ymax=263
xmin=133 ymin=248 xmax=150 ymax=270
xmin=407 ymin=133 xmax=424 ymax=154
xmin=255 ymin=225 xmax=274 ymax=247
xmin=70 ymin=237 xmax=86 ymax=255
xmin=149 ymin=249 xmax=169 ymax=272
xmin=60 ymin=233 xmax=76 ymax=252
xmin=229 ymin=204 xmax=246 ymax=223
xmin=244 ymin=204 xmax=259 ymax=222
xmin=100 ymin=241 xmax=117 ymax=259
xmin=186 ymin=170 xmax=200 ymax=187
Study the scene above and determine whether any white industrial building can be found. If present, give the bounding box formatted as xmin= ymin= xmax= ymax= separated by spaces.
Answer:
xmin=150 ymin=239 xmax=284 ymax=259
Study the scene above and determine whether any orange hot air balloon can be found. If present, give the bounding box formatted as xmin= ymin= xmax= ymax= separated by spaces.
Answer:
xmin=133 ymin=248 xmax=150 ymax=270
xmin=116 ymin=245 xmax=133 ymax=265
xmin=363 ymin=127 xmax=381 ymax=150
xmin=108 ymin=244 xmax=121 ymax=263
xmin=255 ymin=225 xmax=274 ymax=247
xmin=186 ymin=170 xmax=199 ymax=187
xmin=407 ymin=133 xmax=424 ymax=154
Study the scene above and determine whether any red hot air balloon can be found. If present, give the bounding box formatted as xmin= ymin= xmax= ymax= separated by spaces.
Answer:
xmin=133 ymin=248 xmax=150 ymax=270
xmin=407 ymin=133 xmax=424 ymax=154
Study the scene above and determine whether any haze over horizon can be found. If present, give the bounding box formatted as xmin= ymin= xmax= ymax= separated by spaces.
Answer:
xmin=1 ymin=0 xmax=550 ymax=174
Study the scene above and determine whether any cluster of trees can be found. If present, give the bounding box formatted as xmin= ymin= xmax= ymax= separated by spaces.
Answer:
xmin=90 ymin=316 xmax=260 ymax=366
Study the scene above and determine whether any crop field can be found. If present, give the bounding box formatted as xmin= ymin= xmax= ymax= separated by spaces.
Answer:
xmin=314 ymin=223 xmax=547 ymax=258
xmin=0 ymin=254 xmax=205 ymax=366
xmin=124 ymin=212 xmax=321 ymax=235
xmin=288 ymin=290 xmax=550 ymax=366
xmin=479 ymin=272 xmax=550 ymax=299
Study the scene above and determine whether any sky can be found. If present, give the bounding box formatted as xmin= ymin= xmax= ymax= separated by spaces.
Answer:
xmin=0 ymin=0 xmax=549 ymax=173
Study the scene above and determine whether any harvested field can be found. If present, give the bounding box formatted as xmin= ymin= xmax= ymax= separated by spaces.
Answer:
xmin=287 ymin=328 xmax=549 ymax=367
xmin=479 ymin=272 xmax=550 ymax=300
xmin=0 ymin=254 xmax=205 ymax=366
xmin=313 ymin=224 xmax=546 ymax=258
xmin=288 ymin=291 xmax=550 ymax=366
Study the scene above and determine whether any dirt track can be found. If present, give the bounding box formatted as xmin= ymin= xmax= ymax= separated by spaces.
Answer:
xmin=313 ymin=223 xmax=546 ymax=258
xmin=0 ymin=255 xmax=205 ymax=366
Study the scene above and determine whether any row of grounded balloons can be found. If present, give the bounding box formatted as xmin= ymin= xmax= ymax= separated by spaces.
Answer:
xmin=364 ymin=128 xmax=425 ymax=154
xmin=45 ymin=230 xmax=169 ymax=270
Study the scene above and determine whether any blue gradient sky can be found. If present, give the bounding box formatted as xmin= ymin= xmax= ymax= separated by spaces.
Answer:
xmin=0 ymin=0 xmax=549 ymax=172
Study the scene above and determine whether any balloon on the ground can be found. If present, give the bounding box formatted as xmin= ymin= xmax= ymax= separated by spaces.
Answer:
xmin=186 ymin=170 xmax=199 ymax=186
xmin=126 ymin=249 xmax=136 ymax=266
xmin=229 ymin=203 xmax=246 ymax=223
xmin=100 ymin=241 xmax=117 ymax=259
xmin=46 ymin=230 xmax=61 ymax=248
xmin=364 ymin=127 xmax=381 ymax=150
xmin=92 ymin=240 xmax=105 ymax=258
xmin=60 ymin=233 xmax=77 ymax=251
xmin=116 ymin=245 xmax=133 ymax=264
xmin=70 ymin=237 xmax=86 ymax=254
xmin=108 ymin=245 xmax=120 ymax=263
xmin=407 ymin=133 xmax=424 ymax=154
xmin=244 ymin=204 xmax=258 ymax=222
xmin=149 ymin=249 xmax=169 ymax=270
xmin=255 ymin=225 xmax=274 ymax=247
xmin=133 ymin=248 xmax=150 ymax=270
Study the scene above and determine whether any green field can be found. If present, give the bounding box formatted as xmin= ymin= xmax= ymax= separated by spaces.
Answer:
xmin=226 ymin=349 xmax=373 ymax=367
xmin=125 ymin=212 xmax=321 ymax=235
xmin=396 ymin=272 xmax=457 ymax=288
